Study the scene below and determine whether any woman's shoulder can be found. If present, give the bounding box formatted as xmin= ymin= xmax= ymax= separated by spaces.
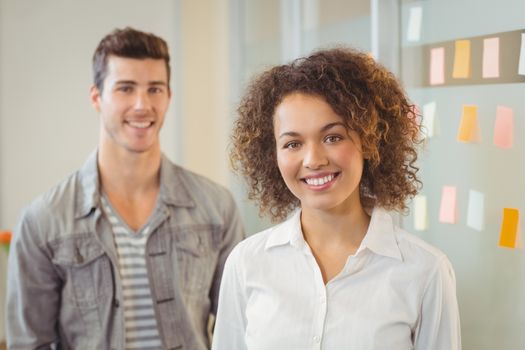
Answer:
xmin=393 ymin=227 xmax=453 ymax=272
xmin=228 ymin=217 xmax=295 ymax=264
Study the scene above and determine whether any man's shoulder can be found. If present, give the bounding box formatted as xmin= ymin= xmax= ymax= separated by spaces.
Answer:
xmin=26 ymin=170 xmax=81 ymax=215
xmin=162 ymin=158 xmax=234 ymax=202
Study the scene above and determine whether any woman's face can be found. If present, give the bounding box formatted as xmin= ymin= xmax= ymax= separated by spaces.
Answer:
xmin=273 ymin=93 xmax=364 ymax=215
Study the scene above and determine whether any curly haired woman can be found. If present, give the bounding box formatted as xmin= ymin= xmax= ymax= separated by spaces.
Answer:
xmin=212 ymin=48 xmax=461 ymax=350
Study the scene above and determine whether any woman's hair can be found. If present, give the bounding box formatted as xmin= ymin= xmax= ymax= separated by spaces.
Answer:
xmin=231 ymin=47 xmax=422 ymax=222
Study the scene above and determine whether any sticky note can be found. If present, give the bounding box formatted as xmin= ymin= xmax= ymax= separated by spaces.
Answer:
xmin=482 ymin=37 xmax=500 ymax=78
xmin=499 ymin=208 xmax=520 ymax=248
xmin=457 ymin=105 xmax=481 ymax=143
xmin=452 ymin=40 xmax=471 ymax=79
xmin=519 ymin=33 xmax=525 ymax=75
xmin=430 ymin=47 xmax=445 ymax=85
xmin=466 ymin=190 xmax=485 ymax=231
xmin=439 ymin=186 xmax=457 ymax=224
xmin=407 ymin=6 xmax=423 ymax=42
xmin=413 ymin=195 xmax=428 ymax=231
xmin=493 ymin=105 xmax=514 ymax=149
xmin=422 ymin=102 xmax=436 ymax=138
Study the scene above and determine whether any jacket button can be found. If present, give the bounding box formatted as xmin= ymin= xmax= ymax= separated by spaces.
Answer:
xmin=114 ymin=299 xmax=120 ymax=308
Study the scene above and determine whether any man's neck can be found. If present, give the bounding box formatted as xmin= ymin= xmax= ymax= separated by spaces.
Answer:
xmin=97 ymin=145 xmax=162 ymax=198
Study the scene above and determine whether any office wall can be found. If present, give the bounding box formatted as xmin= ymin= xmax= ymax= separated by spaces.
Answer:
xmin=400 ymin=1 xmax=525 ymax=348
xmin=0 ymin=0 xmax=231 ymax=340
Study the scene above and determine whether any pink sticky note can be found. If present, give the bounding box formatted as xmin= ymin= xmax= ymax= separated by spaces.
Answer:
xmin=439 ymin=186 xmax=457 ymax=224
xmin=483 ymin=37 xmax=500 ymax=78
xmin=493 ymin=105 xmax=514 ymax=148
xmin=430 ymin=47 xmax=445 ymax=85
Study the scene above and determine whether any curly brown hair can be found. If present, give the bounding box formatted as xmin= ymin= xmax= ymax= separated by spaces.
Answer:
xmin=231 ymin=47 xmax=421 ymax=222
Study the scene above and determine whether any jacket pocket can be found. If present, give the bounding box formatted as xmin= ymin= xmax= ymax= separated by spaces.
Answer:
xmin=172 ymin=224 xmax=220 ymax=297
xmin=50 ymin=234 xmax=112 ymax=309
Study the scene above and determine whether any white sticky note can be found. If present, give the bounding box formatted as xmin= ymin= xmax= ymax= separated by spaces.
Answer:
xmin=467 ymin=190 xmax=485 ymax=231
xmin=413 ymin=195 xmax=428 ymax=231
xmin=519 ymin=33 xmax=525 ymax=75
xmin=407 ymin=6 xmax=423 ymax=42
xmin=439 ymin=186 xmax=457 ymax=224
xmin=482 ymin=37 xmax=500 ymax=78
xmin=430 ymin=47 xmax=445 ymax=85
xmin=422 ymin=102 xmax=436 ymax=138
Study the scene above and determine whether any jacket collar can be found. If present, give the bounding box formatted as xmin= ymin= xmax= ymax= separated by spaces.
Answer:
xmin=265 ymin=207 xmax=403 ymax=261
xmin=75 ymin=150 xmax=194 ymax=218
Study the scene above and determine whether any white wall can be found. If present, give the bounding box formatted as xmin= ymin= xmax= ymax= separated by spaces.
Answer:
xmin=0 ymin=0 xmax=232 ymax=341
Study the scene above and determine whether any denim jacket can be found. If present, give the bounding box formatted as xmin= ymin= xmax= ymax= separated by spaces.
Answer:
xmin=6 ymin=151 xmax=245 ymax=350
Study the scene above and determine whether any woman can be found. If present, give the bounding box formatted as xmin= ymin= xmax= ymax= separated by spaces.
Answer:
xmin=212 ymin=48 xmax=461 ymax=350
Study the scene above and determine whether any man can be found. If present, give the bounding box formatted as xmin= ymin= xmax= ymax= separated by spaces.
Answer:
xmin=6 ymin=27 xmax=244 ymax=350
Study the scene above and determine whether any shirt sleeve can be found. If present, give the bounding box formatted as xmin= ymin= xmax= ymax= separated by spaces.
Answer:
xmin=414 ymin=256 xmax=462 ymax=350
xmin=6 ymin=208 xmax=61 ymax=349
xmin=211 ymin=246 xmax=248 ymax=350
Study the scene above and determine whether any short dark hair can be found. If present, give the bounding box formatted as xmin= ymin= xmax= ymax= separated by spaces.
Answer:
xmin=231 ymin=47 xmax=422 ymax=221
xmin=92 ymin=27 xmax=170 ymax=91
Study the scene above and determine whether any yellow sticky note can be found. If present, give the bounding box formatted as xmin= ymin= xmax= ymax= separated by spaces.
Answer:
xmin=482 ymin=37 xmax=500 ymax=78
xmin=439 ymin=186 xmax=457 ymax=224
xmin=499 ymin=208 xmax=520 ymax=249
xmin=430 ymin=47 xmax=445 ymax=85
xmin=457 ymin=105 xmax=481 ymax=143
xmin=493 ymin=105 xmax=513 ymax=149
xmin=413 ymin=195 xmax=428 ymax=231
xmin=452 ymin=40 xmax=471 ymax=79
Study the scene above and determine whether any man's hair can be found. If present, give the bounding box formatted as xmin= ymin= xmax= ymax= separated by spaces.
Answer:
xmin=92 ymin=27 xmax=170 ymax=91
xmin=231 ymin=47 xmax=422 ymax=222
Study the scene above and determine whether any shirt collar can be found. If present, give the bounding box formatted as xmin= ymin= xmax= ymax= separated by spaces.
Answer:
xmin=264 ymin=207 xmax=403 ymax=261
xmin=75 ymin=150 xmax=194 ymax=218
xmin=265 ymin=210 xmax=304 ymax=250
xmin=357 ymin=207 xmax=403 ymax=261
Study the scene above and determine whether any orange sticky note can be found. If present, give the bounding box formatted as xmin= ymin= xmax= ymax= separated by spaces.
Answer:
xmin=493 ymin=105 xmax=513 ymax=149
xmin=439 ymin=186 xmax=457 ymax=224
xmin=499 ymin=208 xmax=520 ymax=248
xmin=482 ymin=37 xmax=500 ymax=78
xmin=452 ymin=40 xmax=471 ymax=79
xmin=430 ymin=47 xmax=445 ymax=85
xmin=457 ymin=105 xmax=481 ymax=143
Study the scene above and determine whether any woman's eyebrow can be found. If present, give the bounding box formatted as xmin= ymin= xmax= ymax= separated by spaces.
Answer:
xmin=320 ymin=122 xmax=346 ymax=132
xmin=278 ymin=122 xmax=346 ymax=139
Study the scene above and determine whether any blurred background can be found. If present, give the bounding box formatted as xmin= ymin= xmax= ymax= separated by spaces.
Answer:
xmin=0 ymin=0 xmax=524 ymax=349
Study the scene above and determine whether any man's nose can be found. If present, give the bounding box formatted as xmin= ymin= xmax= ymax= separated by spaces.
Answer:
xmin=133 ymin=91 xmax=152 ymax=111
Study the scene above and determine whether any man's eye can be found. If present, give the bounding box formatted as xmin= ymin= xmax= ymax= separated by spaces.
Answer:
xmin=117 ymin=86 xmax=133 ymax=93
xmin=149 ymin=87 xmax=163 ymax=94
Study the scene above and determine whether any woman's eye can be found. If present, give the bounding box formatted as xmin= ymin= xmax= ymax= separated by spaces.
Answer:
xmin=325 ymin=135 xmax=342 ymax=143
xmin=284 ymin=141 xmax=300 ymax=149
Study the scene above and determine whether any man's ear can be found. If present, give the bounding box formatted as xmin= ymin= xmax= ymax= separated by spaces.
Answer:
xmin=90 ymin=85 xmax=102 ymax=113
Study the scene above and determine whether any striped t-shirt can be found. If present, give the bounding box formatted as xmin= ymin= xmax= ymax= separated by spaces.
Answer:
xmin=101 ymin=195 xmax=163 ymax=350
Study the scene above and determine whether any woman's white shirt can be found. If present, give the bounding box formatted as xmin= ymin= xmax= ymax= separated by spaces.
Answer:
xmin=212 ymin=208 xmax=461 ymax=350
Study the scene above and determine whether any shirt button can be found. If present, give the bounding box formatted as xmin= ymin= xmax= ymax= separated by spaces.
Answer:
xmin=313 ymin=335 xmax=321 ymax=343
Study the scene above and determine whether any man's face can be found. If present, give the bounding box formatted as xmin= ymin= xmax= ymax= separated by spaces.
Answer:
xmin=90 ymin=56 xmax=171 ymax=155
